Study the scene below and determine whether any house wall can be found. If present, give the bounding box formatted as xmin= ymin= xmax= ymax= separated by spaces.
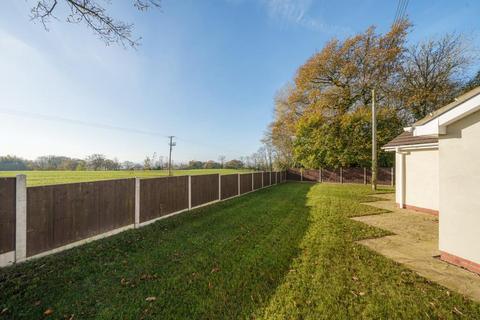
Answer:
xmin=395 ymin=152 xmax=404 ymax=205
xmin=439 ymin=109 xmax=480 ymax=266
xmin=399 ymin=149 xmax=439 ymax=212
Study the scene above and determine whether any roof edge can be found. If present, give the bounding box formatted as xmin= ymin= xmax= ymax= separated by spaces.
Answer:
xmin=382 ymin=142 xmax=439 ymax=151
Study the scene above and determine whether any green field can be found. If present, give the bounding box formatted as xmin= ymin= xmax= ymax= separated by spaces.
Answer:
xmin=0 ymin=169 xmax=249 ymax=187
xmin=1 ymin=183 xmax=478 ymax=319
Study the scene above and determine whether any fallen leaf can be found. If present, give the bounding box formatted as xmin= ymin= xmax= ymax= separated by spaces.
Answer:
xmin=358 ymin=292 xmax=366 ymax=296
xmin=211 ymin=267 xmax=220 ymax=273
xmin=145 ymin=296 xmax=156 ymax=302
xmin=453 ymin=307 xmax=464 ymax=316
xmin=352 ymin=276 xmax=359 ymax=281
xmin=1 ymin=308 xmax=8 ymax=314
xmin=44 ymin=308 xmax=54 ymax=316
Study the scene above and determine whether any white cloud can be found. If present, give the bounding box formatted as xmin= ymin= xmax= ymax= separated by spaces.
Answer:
xmin=263 ymin=0 xmax=312 ymax=24
xmin=261 ymin=0 xmax=350 ymax=35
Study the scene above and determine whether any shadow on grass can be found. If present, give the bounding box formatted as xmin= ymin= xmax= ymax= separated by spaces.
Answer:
xmin=0 ymin=183 xmax=314 ymax=319
xmin=256 ymin=183 xmax=480 ymax=319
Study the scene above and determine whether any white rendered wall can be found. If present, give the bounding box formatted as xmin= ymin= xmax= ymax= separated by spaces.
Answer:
xmin=402 ymin=149 xmax=439 ymax=211
xmin=439 ymin=110 xmax=480 ymax=264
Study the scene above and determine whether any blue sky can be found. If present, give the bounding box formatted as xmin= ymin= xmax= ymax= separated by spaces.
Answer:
xmin=0 ymin=0 xmax=479 ymax=163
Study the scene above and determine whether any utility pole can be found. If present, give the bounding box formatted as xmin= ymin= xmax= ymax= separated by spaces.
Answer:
xmin=167 ymin=136 xmax=176 ymax=176
xmin=371 ymin=89 xmax=377 ymax=191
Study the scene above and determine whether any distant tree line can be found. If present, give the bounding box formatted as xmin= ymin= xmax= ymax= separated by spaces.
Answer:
xmin=0 ymin=154 xmax=142 ymax=171
xmin=0 ymin=154 xmax=269 ymax=172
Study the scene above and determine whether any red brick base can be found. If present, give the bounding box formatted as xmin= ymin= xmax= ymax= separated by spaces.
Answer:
xmin=440 ymin=251 xmax=480 ymax=275
xmin=398 ymin=204 xmax=439 ymax=216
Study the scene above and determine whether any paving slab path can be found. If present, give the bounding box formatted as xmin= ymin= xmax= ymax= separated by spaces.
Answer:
xmin=353 ymin=193 xmax=480 ymax=302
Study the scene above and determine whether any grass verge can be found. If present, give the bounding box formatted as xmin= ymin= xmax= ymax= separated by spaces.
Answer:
xmin=0 ymin=169 xmax=250 ymax=187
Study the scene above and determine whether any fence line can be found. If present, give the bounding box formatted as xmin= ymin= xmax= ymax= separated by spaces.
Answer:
xmin=286 ymin=167 xmax=394 ymax=186
xmin=0 ymin=171 xmax=286 ymax=268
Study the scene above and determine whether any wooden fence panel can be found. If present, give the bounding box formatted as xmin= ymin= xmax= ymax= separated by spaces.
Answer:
xmin=287 ymin=169 xmax=301 ymax=181
xmin=240 ymin=173 xmax=253 ymax=194
xmin=271 ymin=172 xmax=277 ymax=184
xmin=253 ymin=172 xmax=262 ymax=190
xmin=321 ymin=168 xmax=341 ymax=183
xmin=378 ymin=167 xmax=393 ymax=185
xmin=263 ymin=172 xmax=271 ymax=186
xmin=342 ymin=168 xmax=365 ymax=184
xmin=221 ymin=174 xmax=238 ymax=200
xmin=140 ymin=176 xmax=188 ymax=223
xmin=303 ymin=169 xmax=319 ymax=182
xmin=191 ymin=174 xmax=219 ymax=208
xmin=0 ymin=178 xmax=16 ymax=255
xmin=287 ymin=167 xmax=393 ymax=185
xmin=26 ymin=179 xmax=135 ymax=257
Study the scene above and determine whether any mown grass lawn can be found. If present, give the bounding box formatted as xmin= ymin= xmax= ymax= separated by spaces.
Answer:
xmin=0 ymin=169 xmax=249 ymax=187
xmin=1 ymin=183 xmax=479 ymax=319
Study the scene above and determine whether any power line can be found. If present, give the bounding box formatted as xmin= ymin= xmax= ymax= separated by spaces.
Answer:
xmin=399 ymin=0 xmax=409 ymax=22
xmin=393 ymin=0 xmax=409 ymax=26
xmin=0 ymin=107 xmax=242 ymax=156
xmin=0 ymin=107 xmax=168 ymax=137
xmin=393 ymin=0 xmax=403 ymax=24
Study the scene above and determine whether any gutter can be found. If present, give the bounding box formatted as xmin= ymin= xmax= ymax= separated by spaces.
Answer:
xmin=382 ymin=142 xmax=439 ymax=152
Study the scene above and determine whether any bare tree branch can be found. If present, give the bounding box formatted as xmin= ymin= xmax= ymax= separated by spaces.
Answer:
xmin=30 ymin=0 xmax=161 ymax=48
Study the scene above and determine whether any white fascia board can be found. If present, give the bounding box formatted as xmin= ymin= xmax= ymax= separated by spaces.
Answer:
xmin=439 ymin=93 xmax=480 ymax=127
xmin=413 ymin=118 xmax=445 ymax=136
xmin=382 ymin=142 xmax=438 ymax=152
xmin=413 ymin=93 xmax=480 ymax=137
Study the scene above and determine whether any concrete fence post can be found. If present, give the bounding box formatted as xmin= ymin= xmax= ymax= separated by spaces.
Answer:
xmin=238 ymin=173 xmax=241 ymax=195
xmin=363 ymin=167 xmax=367 ymax=185
xmin=218 ymin=174 xmax=222 ymax=200
xmin=261 ymin=171 xmax=264 ymax=188
xmin=134 ymin=178 xmax=141 ymax=228
xmin=15 ymin=174 xmax=27 ymax=262
xmin=340 ymin=167 xmax=343 ymax=184
xmin=270 ymin=171 xmax=272 ymax=185
xmin=300 ymin=169 xmax=303 ymax=182
xmin=188 ymin=176 xmax=192 ymax=209
xmin=319 ymin=167 xmax=322 ymax=183
xmin=251 ymin=172 xmax=254 ymax=191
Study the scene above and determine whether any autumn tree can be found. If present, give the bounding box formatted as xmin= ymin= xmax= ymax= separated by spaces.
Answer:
xmin=399 ymin=34 xmax=473 ymax=121
xmin=269 ymin=84 xmax=297 ymax=168
xmin=30 ymin=0 xmax=161 ymax=47
xmin=267 ymin=20 xmax=476 ymax=169
xmin=276 ymin=21 xmax=410 ymax=168
xmin=461 ymin=70 xmax=480 ymax=94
